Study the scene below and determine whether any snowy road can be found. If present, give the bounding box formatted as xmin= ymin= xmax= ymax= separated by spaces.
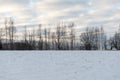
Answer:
xmin=0 ymin=51 xmax=120 ymax=80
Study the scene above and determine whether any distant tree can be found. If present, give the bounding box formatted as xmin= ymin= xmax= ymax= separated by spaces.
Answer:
xmin=69 ymin=23 xmax=75 ymax=50
xmin=0 ymin=41 xmax=2 ymax=50
xmin=4 ymin=18 xmax=8 ymax=49
xmin=109 ymin=26 xmax=120 ymax=50
xmin=0 ymin=28 xmax=3 ymax=50
xmin=109 ymin=37 xmax=114 ymax=50
xmin=80 ymin=27 xmax=94 ymax=50
xmin=61 ymin=24 xmax=67 ymax=50
xmin=32 ymin=29 xmax=36 ymax=49
xmin=100 ymin=27 xmax=107 ymax=50
xmin=55 ymin=24 xmax=63 ymax=50
xmin=80 ymin=27 xmax=106 ymax=50
xmin=93 ymin=27 xmax=106 ymax=50
xmin=24 ymin=26 xmax=28 ymax=43
xmin=110 ymin=32 xmax=120 ymax=50
xmin=93 ymin=27 xmax=100 ymax=50
xmin=28 ymin=32 xmax=33 ymax=50
xmin=47 ymin=27 xmax=51 ymax=50
xmin=80 ymin=27 xmax=99 ymax=50
xmin=23 ymin=26 xmax=29 ymax=49
xmin=44 ymin=28 xmax=48 ymax=50
xmin=51 ymin=32 xmax=56 ymax=50
xmin=28 ymin=29 xmax=36 ymax=50
xmin=8 ymin=17 xmax=16 ymax=50
xmin=38 ymin=24 xmax=43 ymax=50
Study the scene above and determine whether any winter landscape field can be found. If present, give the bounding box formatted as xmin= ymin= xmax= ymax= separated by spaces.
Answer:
xmin=0 ymin=0 xmax=120 ymax=79
xmin=0 ymin=51 xmax=120 ymax=80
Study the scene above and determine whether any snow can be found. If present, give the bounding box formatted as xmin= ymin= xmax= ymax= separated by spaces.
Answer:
xmin=0 ymin=51 xmax=120 ymax=80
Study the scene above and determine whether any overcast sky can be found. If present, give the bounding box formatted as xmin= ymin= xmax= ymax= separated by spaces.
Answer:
xmin=0 ymin=0 xmax=120 ymax=36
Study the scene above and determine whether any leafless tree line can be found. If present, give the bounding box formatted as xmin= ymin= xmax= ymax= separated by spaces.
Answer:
xmin=0 ymin=17 xmax=120 ymax=50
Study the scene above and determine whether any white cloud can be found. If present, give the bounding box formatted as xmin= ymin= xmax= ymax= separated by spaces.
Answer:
xmin=0 ymin=0 xmax=120 ymax=37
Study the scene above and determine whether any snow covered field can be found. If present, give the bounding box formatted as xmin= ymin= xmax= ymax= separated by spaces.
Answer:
xmin=0 ymin=51 xmax=120 ymax=80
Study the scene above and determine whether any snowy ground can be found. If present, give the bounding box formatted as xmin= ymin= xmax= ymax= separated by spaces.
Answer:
xmin=0 ymin=51 xmax=120 ymax=80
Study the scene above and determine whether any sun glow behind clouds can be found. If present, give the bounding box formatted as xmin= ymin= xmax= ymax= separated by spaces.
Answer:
xmin=0 ymin=6 xmax=15 ymax=17
xmin=1 ymin=7 xmax=12 ymax=13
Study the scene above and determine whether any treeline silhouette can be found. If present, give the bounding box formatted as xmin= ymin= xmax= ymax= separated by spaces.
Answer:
xmin=0 ymin=17 xmax=120 ymax=50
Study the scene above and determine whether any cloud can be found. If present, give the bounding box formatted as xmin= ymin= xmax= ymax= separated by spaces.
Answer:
xmin=0 ymin=0 xmax=120 ymax=37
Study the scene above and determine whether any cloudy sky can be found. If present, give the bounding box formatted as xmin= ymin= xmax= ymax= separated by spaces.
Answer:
xmin=0 ymin=0 xmax=120 ymax=36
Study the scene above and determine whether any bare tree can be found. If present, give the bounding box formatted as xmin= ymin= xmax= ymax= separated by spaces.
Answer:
xmin=44 ymin=28 xmax=48 ymax=50
xmin=38 ymin=24 xmax=43 ymax=50
xmin=24 ymin=26 xmax=28 ymax=43
xmin=4 ymin=18 xmax=8 ymax=49
xmin=55 ymin=25 xmax=62 ymax=50
xmin=51 ymin=32 xmax=56 ymax=50
xmin=31 ymin=28 xmax=36 ymax=50
xmin=108 ymin=26 xmax=120 ymax=50
xmin=80 ymin=27 xmax=107 ymax=50
xmin=69 ymin=23 xmax=75 ymax=50
xmin=0 ymin=28 xmax=3 ymax=50
xmin=93 ymin=27 xmax=100 ymax=50
xmin=100 ymin=27 xmax=107 ymax=50
xmin=110 ymin=32 xmax=120 ymax=50
xmin=47 ymin=27 xmax=51 ymax=50
xmin=27 ymin=28 xmax=36 ymax=50
xmin=23 ymin=26 xmax=30 ymax=49
xmin=80 ymin=27 xmax=97 ymax=50
xmin=61 ymin=25 xmax=67 ymax=50
xmin=8 ymin=17 xmax=16 ymax=50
